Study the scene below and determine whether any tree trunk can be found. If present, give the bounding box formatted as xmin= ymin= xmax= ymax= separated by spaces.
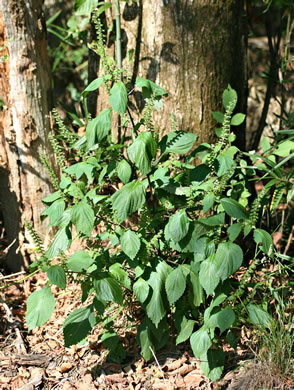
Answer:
xmin=0 ymin=0 xmax=53 ymax=271
xmin=102 ymin=0 xmax=247 ymax=148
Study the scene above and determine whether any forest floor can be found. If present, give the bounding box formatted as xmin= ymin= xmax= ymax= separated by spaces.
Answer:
xmin=0 ymin=37 xmax=294 ymax=390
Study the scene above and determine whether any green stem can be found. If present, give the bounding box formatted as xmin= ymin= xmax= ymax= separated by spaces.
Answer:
xmin=0 ymin=268 xmax=41 ymax=289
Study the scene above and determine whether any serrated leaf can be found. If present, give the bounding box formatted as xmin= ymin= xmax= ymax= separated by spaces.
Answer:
xmin=253 ymin=228 xmax=273 ymax=256
xmin=65 ymin=162 xmax=95 ymax=183
xmin=227 ymin=223 xmax=242 ymax=241
xmin=133 ymin=278 xmax=150 ymax=303
xmin=135 ymin=77 xmax=168 ymax=98
xmin=26 ymin=286 xmax=55 ymax=331
xmin=190 ymin=327 xmax=212 ymax=358
xmin=221 ymin=198 xmax=249 ymax=219
xmin=202 ymin=193 xmax=215 ymax=213
xmin=222 ymin=85 xmax=237 ymax=110
xmin=212 ymin=111 xmax=224 ymax=124
xmin=199 ymin=255 xmax=220 ymax=296
xmin=120 ymin=230 xmax=141 ymax=260
xmin=109 ymin=263 xmax=131 ymax=289
xmin=41 ymin=199 xmax=65 ymax=226
xmin=200 ymin=348 xmax=224 ymax=382
xmin=166 ymin=222 xmax=209 ymax=253
xmin=165 ymin=210 xmax=189 ymax=242
xmin=47 ymin=266 xmax=66 ymax=289
xmin=109 ymin=82 xmax=128 ymax=115
xmin=42 ymin=191 xmax=61 ymax=204
xmin=94 ymin=277 xmax=123 ymax=305
xmin=71 ymin=199 xmax=95 ymax=237
xmin=67 ymin=250 xmax=94 ymax=272
xmin=146 ymin=261 xmax=171 ymax=327
xmin=86 ymin=108 xmax=112 ymax=147
xmin=189 ymin=266 xmax=205 ymax=307
xmin=231 ymin=113 xmax=246 ymax=126
xmin=117 ymin=159 xmax=132 ymax=184
xmin=74 ymin=0 xmax=101 ymax=15
xmin=82 ymin=76 xmax=103 ymax=95
xmin=215 ymin=242 xmax=243 ymax=281
xmin=206 ymin=307 xmax=235 ymax=333
xmin=247 ymin=304 xmax=273 ymax=329
xmin=160 ymin=131 xmax=197 ymax=155
xmin=111 ymin=180 xmax=146 ymax=222
xmin=165 ymin=266 xmax=186 ymax=305
xmin=46 ymin=223 xmax=71 ymax=259
xmin=190 ymin=164 xmax=211 ymax=184
xmin=137 ymin=318 xmax=154 ymax=361
xmin=176 ymin=316 xmax=195 ymax=345
xmin=63 ymin=305 xmax=96 ymax=347
xmin=127 ymin=132 xmax=157 ymax=176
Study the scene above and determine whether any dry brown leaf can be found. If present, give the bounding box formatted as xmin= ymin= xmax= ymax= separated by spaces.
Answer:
xmin=74 ymin=382 xmax=96 ymax=390
xmin=183 ymin=370 xmax=204 ymax=388
xmin=163 ymin=356 xmax=187 ymax=372
xmin=58 ymin=362 xmax=73 ymax=373
xmin=0 ymin=376 xmax=11 ymax=384
xmin=61 ymin=382 xmax=76 ymax=390
xmin=167 ymin=363 xmax=194 ymax=376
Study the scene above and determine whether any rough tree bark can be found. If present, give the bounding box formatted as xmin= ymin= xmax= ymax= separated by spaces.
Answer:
xmin=98 ymin=0 xmax=247 ymax=148
xmin=0 ymin=0 xmax=53 ymax=271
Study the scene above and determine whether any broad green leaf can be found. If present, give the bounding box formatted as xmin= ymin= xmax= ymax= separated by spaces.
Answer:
xmin=135 ymin=77 xmax=168 ymax=98
xmin=133 ymin=278 xmax=150 ymax=303
xmin=109 ymin=263 xmax=131 ymax=289
xmin=109 ymin=82 xmax=128 ymax=115
xmin=128 ymin=132 xmax=157 ymax=176
xmin=160 ymin=131 xmax=197 ymax=155
xmin=137 ymin=319 xmax=154 ymax=361
xmin=176 ymin=316 xmax=195 ymax=345
xmin=199 ymin=255 xmax=220 ymax=296
xmin=199 ymin=213 xmax=225 ymax=226
xmin=215 ymin=242 xmax=243 ymax=281
xmin=200 ymin=348 xmax=224 ymax=382
xmin=189 ymin=266 xmax=205 ymax=307
xmin=231 ymin=113 xmax=246 ymax=126
xmin=146 ymin=261 xmax=171 ymax=327
xmin=46 ymin=223 xmax=71 ymax=259
xmin=253 ymin=228 xmax=273 ymax=256
xmin=226 ymin=330 xmax=237 ymax=349
xmin=167 ymin=222 xmax=209 ymax=253
xmin=101 ymin=331 xmax=119 ymax=350
xmin=165 ymin=210 xmax=189 ymax=242
xmin=120 ymin=230 xmax=141 ymax=260
xmin=86 ymin=108 xmax=112 ymax=147
xmin=227 ymin=223 xmax=242 ymax=241
xmin=190 ymin=164 xmax=211 ymax=184
xmin=47 ymin=266 xmax=66 ymax=289
xmin=111 ymin=180 xmax=146 ymax=222
xmin=82 ymin=76 xmax=103 ymax=95
xmin=117 ymin=159 xmax=132 ymax=184
xmin=71 ymin=199 xmax=95 ymax=237
xmin=63 ymin=305 xmax=96 ymax=347
xmin=221 ymin=198 xmax=249 ymax=219
xmin=65 ymin=162 xmax=95 ymax=183
xmin=202 ymin=193 xmax=215 ymax=213
xmin=41 ymin=199 xmax=65 ymax=226
xmin=26 ymin=286 xmax=55 ymax=331
xmin=212 ymin=111 xmax=224 ymax=124
xmin=42 ymin=191 xmax=61 ymax=204
xmin=74 ymin=0 xmax=101 ymax=15
xmin=216 ymin=152 xmax=234 ymax=176
xmin=260 ymin=136 xmax=271 ymax=153
xmin=190 ymin=327 xmax=212 ymax=358
xmin=206 ymin=307 xmax=235 ymax=333
xmin=67 ymin=250 xmax=94 ymax=272
xmin=273 ymin=140 xmax=294 ymax=157
xmin=247 ymin=304 xmax=273 ymax=329
xmin=94 ymin=277 xmax=123 ymax=305
xmin=222 ymin=85 xmax=237 ymax=110
xmin=165 ymin=266 xmax=186 ymax=305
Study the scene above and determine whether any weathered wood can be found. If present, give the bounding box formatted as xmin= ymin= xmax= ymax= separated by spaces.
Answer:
xmin=101 ymin=0 xmax=247 ymax=148
xmin=0 ymin=0 xmax=53 ymax=271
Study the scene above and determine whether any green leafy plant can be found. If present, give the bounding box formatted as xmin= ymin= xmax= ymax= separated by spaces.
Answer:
xmin=25 ymin=10 xmax=294 ymax=382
